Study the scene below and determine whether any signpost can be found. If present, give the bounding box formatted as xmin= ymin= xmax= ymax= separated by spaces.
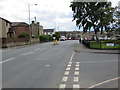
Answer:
xmin=106 ymin=43 xmax=116 ymax=46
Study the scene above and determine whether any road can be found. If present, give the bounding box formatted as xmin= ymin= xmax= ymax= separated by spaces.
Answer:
xmin=1 ymin=40 xmax=119 ymax=89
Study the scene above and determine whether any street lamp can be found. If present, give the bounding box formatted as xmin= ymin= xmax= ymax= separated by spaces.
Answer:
xmin=28 ymin=4 xmax=37 ymax=44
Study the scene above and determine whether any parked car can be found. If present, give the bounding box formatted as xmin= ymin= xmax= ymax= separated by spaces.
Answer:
xmin=60 ymin=36 xmax=66 ymax=41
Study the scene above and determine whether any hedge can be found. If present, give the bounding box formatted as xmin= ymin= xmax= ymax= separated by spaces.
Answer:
xmin=38 ymin=35 xmax=53 ymax=42
xmin=83 ymin=40 xmax=120 ymax=49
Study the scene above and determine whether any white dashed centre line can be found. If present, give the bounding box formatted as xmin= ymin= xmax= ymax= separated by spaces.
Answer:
xmin=73 ymin=84 xmax=80 ymax=88
xmin=69 ymin=62 xmax=72 ymax=64
xmin=73 ymin=77 xmax=79 ymax=82
xmin=75 ymin=67 xmax=79 ymax=70
xmin=66 ymin=67 xmax=71 ymax=71
xmin=74 ymin=71 xmax=79 ymax=75
xmin=64 ymin=71 xmax=69 ymax=75
xmin=62 ymin=76 xmax=68 ymax=82
xmin=69 ymin=52 xmax=74 ymax=61
xmin=67 ymin=64 xmax=71 ymax=67
xmin=76 ymin=62 xmax=80 ymax=64
xmin=34 ymin=48 xmax=41 ymax=51
xmin=76 ymin=64 xmax=79 ymax=67
xmin=20 ymin=52 xmax=33 ymax=56
xmin=59 ymin=84 xmax=66 ymax=89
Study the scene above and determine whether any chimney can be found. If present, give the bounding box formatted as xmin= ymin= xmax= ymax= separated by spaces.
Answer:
xmin=37 ymin=22 xmax=40 ymax=25
xmin=32 ymin=21 xmax=34 ymax=24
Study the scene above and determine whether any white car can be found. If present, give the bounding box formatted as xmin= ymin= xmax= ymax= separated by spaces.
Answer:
xmin=60 ymin=36 xmax=66 ymax=41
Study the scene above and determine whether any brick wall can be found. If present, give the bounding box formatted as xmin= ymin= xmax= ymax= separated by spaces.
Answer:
xmin=12 ymin=26 xmax=29 ymax=38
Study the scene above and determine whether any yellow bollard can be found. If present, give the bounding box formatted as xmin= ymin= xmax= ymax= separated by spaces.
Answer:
xmin=53 ymin=40 xmax=56 ymax=45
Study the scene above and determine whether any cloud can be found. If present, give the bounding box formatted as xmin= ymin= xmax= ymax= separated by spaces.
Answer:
xmin=0 ymin=0 xmax=119 ymax=31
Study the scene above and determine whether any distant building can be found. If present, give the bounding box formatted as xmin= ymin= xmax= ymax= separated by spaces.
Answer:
xmin=30 ymin=21 xmax=43 ymax=37
xmin=43 ymin=29 xmax=55 ymax=35
xmin=11 ymin=22 xmax=29 ymax=38
xmin=59 ymin=31 xmax=82 ymax=39
xmin=0 ymin=17 xmax=13 ymax=38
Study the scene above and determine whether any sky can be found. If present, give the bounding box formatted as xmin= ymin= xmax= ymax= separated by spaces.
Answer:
xmin=0 ymin=0 xmax=119 ymax=31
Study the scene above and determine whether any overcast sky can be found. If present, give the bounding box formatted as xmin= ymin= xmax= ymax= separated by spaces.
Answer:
xmin=0 ymin=0 xmax=119 ymax=31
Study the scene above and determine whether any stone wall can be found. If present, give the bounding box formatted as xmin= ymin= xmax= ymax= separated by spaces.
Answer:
xmin=0 ymin=38 xmax=40 ymax=48
xmin=1 ymin=38 xmax=29 ymax=48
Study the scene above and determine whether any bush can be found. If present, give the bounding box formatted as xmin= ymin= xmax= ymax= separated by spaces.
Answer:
xmin=49 ymin=35 xmax=53 ymax=41
xmin=18 ymin=32 xmax=29 ymax=38
xmin=38 ymin=35 xmax=53 ymax=42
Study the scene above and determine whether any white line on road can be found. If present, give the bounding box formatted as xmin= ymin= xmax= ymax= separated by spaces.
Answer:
xmin=75 ymin=67 xmax=79 ymax=71
xmin=62 ymin=76 xmax=68 ymax=82
xmin=88 ymin=77 xmax=120 ymax=88
xmin=64 ymin=71 xmax=69 ymax=75
xmin=73 ymin=77 xmax=79 ymax=82
xmin=67 ymin=64 xmax=71 ymax=67
xmin=73 ymin=84 xmax=80 ymax=88
xmin=76 ymin=64 xmax=79 ymax=67
xmin=59 ymin=84 xmax=66 ymax=89
xmin=76 ymin=62 xmax=80 ymax=64
xmin=69 ymin=51 xmax=74 ymax=62
xmin=66 ymin=67 xmax=71 ymax=71
xmin=20 ymin=52 xmax=33 ymax=56
xmin=69 ymin=62 xmax=72 ymax=64
xmin=0 ymin=58 xmax=16 ymax=64
xmin=34 ymin=48 xmax=41 ymax=51
xmin=74 ymin=71 xmax=79 ymax=75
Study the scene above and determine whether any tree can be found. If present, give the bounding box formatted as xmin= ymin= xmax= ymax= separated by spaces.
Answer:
xmin=52 ymin=32 xmax=60 ymax=40
xmin=114 ymin=2 xmax=120 ymax=34
xmin=70 ymin=1 xmax=115 ymax=39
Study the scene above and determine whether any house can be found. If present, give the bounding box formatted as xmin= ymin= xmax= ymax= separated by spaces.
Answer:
xmin=0 ymin=17 xmax=13 ymax=38
xmin=59 ymin=31 xmax=82 ymax=39
xmin=30 ymin=21 xmax=43 ymax=37
xmin=11 ymin=22 xmax=29 ymax=38
xmin=43 ymin=29 xmax=55 ymax=36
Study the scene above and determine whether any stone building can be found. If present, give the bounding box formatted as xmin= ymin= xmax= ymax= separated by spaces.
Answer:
xmin=43 ymin=29 xmax=55 ymax=36
xmin=0 ymin=17 xmax=13 ymax=38
xmin=30 ymin=21 xmax=43 ymax=37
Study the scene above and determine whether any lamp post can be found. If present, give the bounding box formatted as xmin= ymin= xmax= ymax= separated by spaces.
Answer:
xmin=28 ymin=4 xmax=37 ymax=44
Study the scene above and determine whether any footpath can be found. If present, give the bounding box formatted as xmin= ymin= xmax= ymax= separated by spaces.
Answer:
xmin=74 ymin=43 xmax=120 ymax=54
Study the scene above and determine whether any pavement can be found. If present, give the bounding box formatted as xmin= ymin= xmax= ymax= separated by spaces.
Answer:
xmin=74 ymin=43 xmax=120 ymax=54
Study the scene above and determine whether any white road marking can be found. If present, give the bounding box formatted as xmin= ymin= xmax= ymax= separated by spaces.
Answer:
xmin=66 ymin=67 xmax=71 ymax=71
xmin=80 ymin=60 xmax=118 ymax=64
xmin=69 ymin=52 xmax=74 ymax=62
xmin=45 ymin=65 xmax=50 ymax=67
xmin=2 ymin=49 xmax=10 ymax=52
xmin=34 ymin=48 xmax=41 ymax=51
xmin=62 ymin=76 xmax=68 ymax=81
xmin=75 ymin=67 xmax=79 ymax=70
xmin=76 ymin=64 xmax=79 ymax=67
xmin=69 ymin=62 xmax=72 ymax=64
xmin=73 ymin=84 xmax=80 ymax=88
xmin=73 ymin=77 xmax=79 ymax=82
xmin=0 ymin=58 xmax=16 ymax=64
xmin=67 ymin=64 xmax=71 ymax=67
xmin=74 ymin=71 xmax=79 ymax=75
xmin=76 ymin=62 xmax=80 ymax=64
xmin=64 ymin=71 xmax=69 ymax=75
xmin=88 ymin=77 xmax=120 ymax=88
xmin=59 ymin=84 xmax=66 ymax=88
xmin=20 ymin=52 xmax=33 ymax=56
